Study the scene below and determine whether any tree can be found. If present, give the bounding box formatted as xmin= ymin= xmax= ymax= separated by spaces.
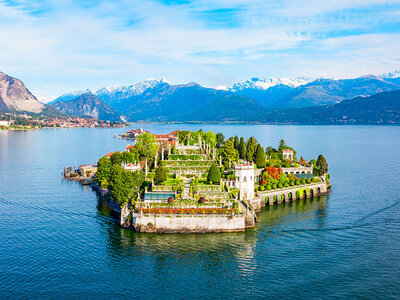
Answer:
xmin=95 ymin=156 xmax=112 ymax=185
xmin=122 ymin=151 xmax=138 ymax=164
xmin=254 ymin=144 xmax=266 ymax=168
xmin=207 ymin=163 xmax=221 ymax=184
xmin=246 ymin=137 xmax=257 ymax=162
xmin=234 ymin=135 xmax=239 ymax=150
xmin=110 ymin=151 xmax=123 ymax=166
xmin=216 ymin=133 xmax=225 ymax=148
xmin=109 ymin=165 xmax=144 ymax=208
xmin=316 ymin=154 xmax=328 ymax=174
xmin=238 ymin=137 xmax=246 ymax=159
xmin=221 ymin=139 xmax=239 ymax=168
xmin=135 ymin=133 xmax=159 ymax=161
xmin=278 ymin=139 xmax=286 ymax=150
xmin=154 ymin=165 xmax=167 ymax=184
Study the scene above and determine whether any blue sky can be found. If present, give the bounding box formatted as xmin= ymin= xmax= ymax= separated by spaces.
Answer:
xmin=0 ymin=0 xmax=400 ymax=101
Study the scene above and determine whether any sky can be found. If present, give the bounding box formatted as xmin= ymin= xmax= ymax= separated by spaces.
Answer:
xmin=0 ymin=0 xmax=400 ymax=101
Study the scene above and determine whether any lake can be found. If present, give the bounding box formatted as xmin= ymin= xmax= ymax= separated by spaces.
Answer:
xmin=1 ymin=124 xmax=400 ymax=299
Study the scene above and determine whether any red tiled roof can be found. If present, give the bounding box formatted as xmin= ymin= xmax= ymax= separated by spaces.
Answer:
xmin=105 ymin=152 xmax=114 ymax=157
xmin=282 ymin=149 xmax=293 ymax=152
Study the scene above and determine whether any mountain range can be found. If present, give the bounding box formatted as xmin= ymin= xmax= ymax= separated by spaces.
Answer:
xmin=1 ymin=70 xmax=400 ymax=124
xmin=50 ymin=74 xmax=400 ymax=122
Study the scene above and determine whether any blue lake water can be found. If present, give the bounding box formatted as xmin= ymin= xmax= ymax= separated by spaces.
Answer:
xmin=1 ymin=124 xmax=400 ymax=299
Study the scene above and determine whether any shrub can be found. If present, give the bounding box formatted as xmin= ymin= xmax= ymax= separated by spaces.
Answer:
xmin=266 ymin=185 xmax=271 ymax=190
xmin=168 ymin=197 xmax=174 ymax=203
xmin=284 ymin=182 xmax=289 ymax=187
xmin=154 ymin=165 xmax=167 ymax=185
xmin=278 ymin=183 xmax=283 ymax=188
xmin=301 ymin=178 xmax=306 ymax=184
xmin=272 ymin=183 xmax=277 ymax=189
xmin=259 ymin=186 xmax=265 ymax=191
xmin=207 ymin=163 xmax=221 ymax=184
xmin=306 ymin=178 xmax=311 ymax=184
xmin=290 ymin=180 xmax=295 ymax=186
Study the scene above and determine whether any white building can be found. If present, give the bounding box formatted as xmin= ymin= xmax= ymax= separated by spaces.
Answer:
xmin=0 ymin=120 xmax=9 ymax=127
xmin=234 ymin=163 xmax=255 ymax=200
xmin=122 ymin=163 xmax=141 ymax=172
xmin=281 ymin=149 xmax=294 ymax=160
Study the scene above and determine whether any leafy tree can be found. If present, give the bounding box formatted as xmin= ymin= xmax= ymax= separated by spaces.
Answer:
xmin=122 ymin=151 xmax=138 ymax=164
xmin=278 ymin=139 xmax=286 ymax=150
xmin=216 ymin=133 xmax=225 ymax=148
xmin=317 ymin=154 xmax=328 ymax=174
xmin=110 ymin=151 xmax=123 ymax=166
xmin=154 ymin=165 xmax=167 ymax=184
xmin=205 ymin=131 xmax=216 ymax=149
xmin=234 ymin=135 xmax=239 ymax=150
xmin=109 ymin=165 xmax=144 ymax=208
xmin=135 ymin=133 xmax=159 ymax=161
xmin=254 ymin=144 xmax=266 ymax=168
xmin=221 ymin=139 xmax=239 ymax=168
xmin=246 ymin=136 xmax=258 ymax=162
xmin=238 ymin=137 xmax=246 ymax=159
xmin=95 ymin=156 xmax=112 ymax=185
xmin=207 ymin=163 xmax=221 ymax=184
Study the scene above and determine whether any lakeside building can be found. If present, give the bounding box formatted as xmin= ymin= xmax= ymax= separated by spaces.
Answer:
xmin=281 ymin=149 xmax=294 ymax=160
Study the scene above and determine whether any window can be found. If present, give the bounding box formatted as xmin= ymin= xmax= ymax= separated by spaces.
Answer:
xmin=243 ymin=176 xmax=247 ymax=182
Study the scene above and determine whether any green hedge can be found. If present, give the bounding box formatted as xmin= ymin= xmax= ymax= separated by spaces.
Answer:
xmin=168 ymin=154 xmax=206 ymax=160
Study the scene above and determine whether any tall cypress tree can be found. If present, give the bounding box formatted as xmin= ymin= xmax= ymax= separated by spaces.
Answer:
xmin=238 ymin=137 xmax=246 ymax=159
xmin=234 ymin=135 xmax=239 ymax=150
xmin=254 ymin=144 xmax=266 ymax=168
xmin=246 ymin=137 xmax=257 ymax=162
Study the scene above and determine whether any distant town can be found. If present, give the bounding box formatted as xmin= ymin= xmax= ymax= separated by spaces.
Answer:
xmin=0 ymin=113 xmax=126 ymax=130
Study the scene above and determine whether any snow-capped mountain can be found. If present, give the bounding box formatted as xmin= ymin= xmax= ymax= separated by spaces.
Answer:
xmin=52 ymin=79 xmax=170 ymax=105
xmin=229 ymin=77 xmax=315 ymax=92
xmin=380 ymin=70 xmax=400 ymax=79
xmin=93 ymin=78 xmax=170 ymax=100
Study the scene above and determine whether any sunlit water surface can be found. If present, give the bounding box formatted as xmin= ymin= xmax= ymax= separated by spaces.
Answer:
xmin=1 ymin=124 xmax=400 ymax=299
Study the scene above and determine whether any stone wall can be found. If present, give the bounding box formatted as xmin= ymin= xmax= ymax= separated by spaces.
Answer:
xmin=252 ymin=180 xmax=328 ymax=209
xmin=132 ymin=214 xmax=246 ymax=233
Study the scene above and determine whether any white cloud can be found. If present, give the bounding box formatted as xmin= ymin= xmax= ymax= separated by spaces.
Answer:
xmin=0 ymin=0 xmax=399 ymax=97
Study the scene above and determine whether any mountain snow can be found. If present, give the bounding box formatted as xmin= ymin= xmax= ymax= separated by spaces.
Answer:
xmin=54 ymin=79 xmax=170 ymax=103
xmin=380 ymin=70 xmax=400 ymax=79
xmin=229 ymin=77 xmax=315 ymax=92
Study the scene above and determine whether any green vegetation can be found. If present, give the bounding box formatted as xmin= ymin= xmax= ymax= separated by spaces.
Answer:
xmin=154 ymin=165 xmax=167 ymax=185
xmin=207 ymin=163 xmax=221 ymax=184
xmin=109 ymin=165 xmax=144 ymax=208
xmin=254 ymin=144 xmax=266 ymax=168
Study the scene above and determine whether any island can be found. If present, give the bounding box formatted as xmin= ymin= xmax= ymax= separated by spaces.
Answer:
xmin=65 ymin=129 xmax=331 ymax=233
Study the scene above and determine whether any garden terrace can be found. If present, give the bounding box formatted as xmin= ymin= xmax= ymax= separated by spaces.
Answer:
xmin=140 ymin=208 xmax=235 ymax=215
xmin=195 ymin=185 xmax=223 ymax=192
xmin=163 ymin=160 xmax=214 ymax=167
xmin=167 ymin=154 xmax=208 ymax=160
xmin=151 ymin=185 xmax=178 ymax=192
xmin=198 ymin=191 xmax=230 ymax=200
xmin=166 ymin=166 xmax=211 ymax=173
xmin=146 ymin=199 xmax=228 ymax=209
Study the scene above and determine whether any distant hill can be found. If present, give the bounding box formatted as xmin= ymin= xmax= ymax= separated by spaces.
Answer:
xmin=260 ymin=89 xmax=400 ymax=124
xmin=0 ymin=71 xmax=45 ymax=113
xmin=51 ymin=93 xmax=123 ymax=122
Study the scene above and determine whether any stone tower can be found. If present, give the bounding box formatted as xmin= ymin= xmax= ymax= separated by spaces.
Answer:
xmin=234 ymin=164 xmax=255 ymax=200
